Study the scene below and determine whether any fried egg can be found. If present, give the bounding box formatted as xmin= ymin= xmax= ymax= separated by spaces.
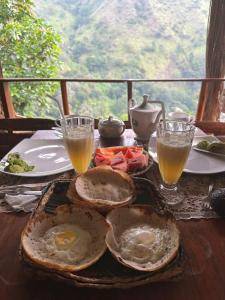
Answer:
xmin=106 ymin=206 xmax=180 ymax=272
xmin=21 ymin=206 xmax=108 ymax=272
xmin=120 ymin=225 xmax=172 ymax=264
xmin=41 ymin=223 xmax=92 ymax=263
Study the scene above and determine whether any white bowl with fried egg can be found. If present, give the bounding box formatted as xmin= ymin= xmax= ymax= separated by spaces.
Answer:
xmin=21 ymin=205 xmax=108 ymax=272
xmin=105 ymin=205 xmax=180 ymax=272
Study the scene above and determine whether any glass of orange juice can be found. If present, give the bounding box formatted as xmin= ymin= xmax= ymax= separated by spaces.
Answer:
xmin=61 ymin=116 xmax=94 ymax=173
xmin=156 ymin=120 xmax=195 ymax=205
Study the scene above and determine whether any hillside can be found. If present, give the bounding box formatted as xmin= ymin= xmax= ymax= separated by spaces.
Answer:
xmin=34 ymin=0 xmax=209 ymax=119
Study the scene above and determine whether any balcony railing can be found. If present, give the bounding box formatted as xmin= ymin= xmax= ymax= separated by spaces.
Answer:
xmin=1 ymin=77 xmax=225 ymax=133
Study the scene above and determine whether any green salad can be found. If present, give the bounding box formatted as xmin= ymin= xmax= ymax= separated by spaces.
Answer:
xmin=4 ymin=152 xmax=34 ymax=173
xmin=196 ymin=140 xmax=225 ymax=154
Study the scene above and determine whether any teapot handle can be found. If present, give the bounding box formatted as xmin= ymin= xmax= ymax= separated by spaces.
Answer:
xmin=148 ymin=100 xmax=165 ymax=123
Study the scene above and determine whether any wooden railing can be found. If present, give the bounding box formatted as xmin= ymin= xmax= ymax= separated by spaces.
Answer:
xmin=1 ymin=77 xmax=225 ymax=132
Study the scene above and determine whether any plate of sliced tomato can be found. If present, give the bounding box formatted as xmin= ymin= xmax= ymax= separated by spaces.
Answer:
xmin=92 ymin=146 xmax=153 ymax=176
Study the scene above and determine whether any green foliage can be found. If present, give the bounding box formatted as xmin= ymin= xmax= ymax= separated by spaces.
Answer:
xmin=0 ymin=0 xmax=62 ymax=116
xmin=34 ymin=0 xmax=209 ymax=120
xmin=1 ymin=0 xmax=209 ymax=118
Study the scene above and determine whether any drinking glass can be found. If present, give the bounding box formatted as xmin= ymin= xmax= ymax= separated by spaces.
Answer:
xmin=156 ymin=120 xmax=195 ymax=205
xmin=61 ymin=116 xmax=94 ymax=173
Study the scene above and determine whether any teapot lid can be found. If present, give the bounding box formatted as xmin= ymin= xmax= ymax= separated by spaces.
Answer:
xmin=131 ymin=95 xmax=158 ymax=112
xmin=100 ymin=116 xmax=124 ymax=127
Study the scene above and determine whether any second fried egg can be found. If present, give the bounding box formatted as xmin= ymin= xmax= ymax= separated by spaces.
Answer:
xmin=120 ymin=225 xmax=171 ymax=264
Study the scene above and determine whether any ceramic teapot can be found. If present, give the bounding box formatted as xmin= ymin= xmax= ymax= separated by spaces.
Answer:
xmin=129 ymin=94 xmax=165 ymax=142
xmin=98 ymin=116 xmax=125 ymax=138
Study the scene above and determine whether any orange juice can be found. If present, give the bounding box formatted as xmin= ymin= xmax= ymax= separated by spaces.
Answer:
xmin=157 ymin=138 xmax=191 ymax=185
xmin=64 ymin=129 xmax=94 ymax=173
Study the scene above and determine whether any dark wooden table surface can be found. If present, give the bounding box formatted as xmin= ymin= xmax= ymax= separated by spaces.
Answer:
xmin=1 ymin=130 xmax=225 ymax=300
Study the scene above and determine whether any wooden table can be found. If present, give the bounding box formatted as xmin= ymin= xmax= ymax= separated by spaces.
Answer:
xmin=1 ymin=130 xmax=225 ymax=300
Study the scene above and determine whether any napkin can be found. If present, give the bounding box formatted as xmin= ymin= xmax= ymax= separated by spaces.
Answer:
xmin=0 ymin=182 xmax=50 ymax=213
xmin=0 ymin=194 xmax=38 ymax=213
xmin=4 ymin=194 xmax=38 ymax=212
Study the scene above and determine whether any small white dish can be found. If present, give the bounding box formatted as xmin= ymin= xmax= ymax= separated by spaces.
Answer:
xmin=168 ymin=111 xmax=190 ymax=122
xmin=149 ymin=135 xmax=225 ymax=175
xmin=0 ymin=139 xmax=73 ymax=177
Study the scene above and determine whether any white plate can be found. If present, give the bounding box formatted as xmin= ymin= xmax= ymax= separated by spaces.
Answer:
xmin=192 ymin=147 xmax=225 ymax=158
xmin=149 ymin=135 xmax=225 ymax=175
xmin=0 ymin=139 xmax=73 ymax=177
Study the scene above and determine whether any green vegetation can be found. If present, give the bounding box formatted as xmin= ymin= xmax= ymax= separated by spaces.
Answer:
xmin=34 ymin=0 xmax=209 ymax=120
xmin=0 ymin=0 xmax=61 ymax=116
xmin=1 ymin=0 xmax=210 ymax=119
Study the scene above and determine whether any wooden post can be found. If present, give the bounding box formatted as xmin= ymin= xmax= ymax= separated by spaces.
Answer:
xmin=60 ymin=80 xmax=70 ymax=115
xmin=0 ymin=65 xmax=16 ymax=118
xmin=127 ymin=81 xmax=133 ymax=127
xmin=196 ymin=81 xmax=208 ymax=121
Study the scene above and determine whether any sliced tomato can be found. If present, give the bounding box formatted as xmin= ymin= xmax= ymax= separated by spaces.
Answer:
xmin=95 ymin=146 xmax=145 ymax=172
xmin=124 ymin=148 xmax=135 ymax=159
xmin=96 ymin=146 xmax=143 ymax=155
xmin=95 ymin=148 xmax=114 ymax=159
xmin=94 ymin=154 xmax=111 ymax=166
xmin=131 ymin=148 xmax=143 ymax=156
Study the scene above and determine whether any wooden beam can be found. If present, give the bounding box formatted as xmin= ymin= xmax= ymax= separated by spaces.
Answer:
xmin=195 ymin=121 xmax=225 ymax=135
xmin=0 ymin=65 xmax=16 ymax=118
xmin=0 ymin=118 xmax=55 ymax=130
xmin=1 ymin=77 xmax=225 ymax=83
xmin=60 ymin=80 xmax=70 ymax=115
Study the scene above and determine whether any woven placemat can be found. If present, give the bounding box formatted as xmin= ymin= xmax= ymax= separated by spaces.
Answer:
xmin=146 ymin=163 xmax=223 ymax=220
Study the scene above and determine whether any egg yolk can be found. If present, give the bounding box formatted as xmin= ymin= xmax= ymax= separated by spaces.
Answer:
xmin=55 ymin=231 xmax=77 ymax=249
xmin=134 ymin=231 xmax=156 ymax=246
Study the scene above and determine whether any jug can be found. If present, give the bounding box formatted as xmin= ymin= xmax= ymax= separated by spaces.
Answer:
xmin=129 ymin=94 xmax=165 ymax=142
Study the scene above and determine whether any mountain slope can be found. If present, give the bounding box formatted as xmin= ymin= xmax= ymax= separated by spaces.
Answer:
xmin=34 ymin=0 xmax=209 ymax=118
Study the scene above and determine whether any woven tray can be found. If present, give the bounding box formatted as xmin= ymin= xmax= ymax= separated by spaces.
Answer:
xmin=20 ymin=178 xmax=186 ymax=289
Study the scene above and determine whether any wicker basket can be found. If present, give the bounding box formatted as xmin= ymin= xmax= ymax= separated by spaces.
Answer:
xmin=19 ymin=177 xmax=185 ymax=289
